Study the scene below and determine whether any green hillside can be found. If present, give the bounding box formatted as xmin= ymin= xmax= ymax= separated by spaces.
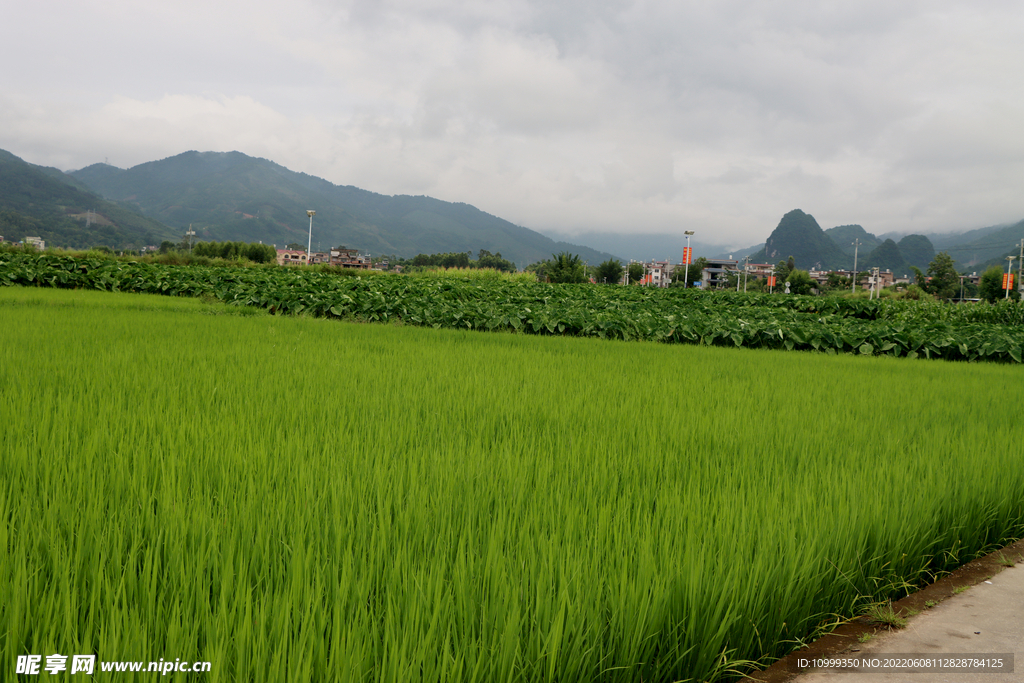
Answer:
xmin=926 ymin=223 xmax=1010 ymax=251
xmin=863 ymin=238 xmax=910 ymax=274
xmin=71 ymin=151 xmax=618 ymax=267
xmin=0 ymin=149 xmax=176 ymax=249
xmin=749 ymin=209 xmax=850 ymax=270
xmin=935 ymin=219 xmax=1024 ymax=269
xmin=895 ymin=234 xmax=935 ymax=270
xmin=825 ymin=224 xmax=880 ymax=257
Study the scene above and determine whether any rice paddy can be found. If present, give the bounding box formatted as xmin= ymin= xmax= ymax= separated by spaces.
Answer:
xmin=2 ymin=286 xmax=1023 ymax=682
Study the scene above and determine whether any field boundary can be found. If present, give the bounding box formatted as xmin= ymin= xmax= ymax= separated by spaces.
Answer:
xmin=744 ymin=537 xmax=1024 ymax=682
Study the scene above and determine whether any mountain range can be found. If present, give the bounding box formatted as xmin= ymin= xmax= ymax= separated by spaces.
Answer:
xmin=0 ymin=149 xmax=176 ymax=248
xmin=739 ymin=209 xmax=1024 ymax=275
xmin=749 ymin=209 xmax=939 ymax=274
xmin=66 ymin=151 xmax=616 ymax=268
xmin=2 ymin=146 xmax=1023 ymax=273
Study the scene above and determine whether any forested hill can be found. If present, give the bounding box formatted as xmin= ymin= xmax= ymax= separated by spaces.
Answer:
xmin=0 ymin=149 xmax=176 ymax=249
xmin=747 ymin=209 xmax=851 ymax=270
xmin=934 ymin=219 xmax=1024 ymax=270
xmin=70 ymin=151 xmax=618 ymax=267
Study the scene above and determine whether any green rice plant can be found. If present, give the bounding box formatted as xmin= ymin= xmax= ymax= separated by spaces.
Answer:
xmin=2 ymin=286 xmax=1024 ymax=682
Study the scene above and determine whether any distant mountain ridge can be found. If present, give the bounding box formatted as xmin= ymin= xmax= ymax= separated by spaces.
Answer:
xmin=69 ymin=151 xmax=619 ymax=267
xmin=740 ymin=211 xmax=946 ymax=274
xmin=825 ymin=225 xmax=880 ymax=257
xmin=0 ymin=149 xmax=175 ymax=248
xmin=748 ymin=209 xmax=850 ymax=270
xmin=7 ymin=146 xmax=1022 ymax=271
xmin=864 ymin=239 xmax=909 ymax=273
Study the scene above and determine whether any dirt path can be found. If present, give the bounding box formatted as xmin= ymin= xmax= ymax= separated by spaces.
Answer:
xmin=744 ymin=538 xmax=1024 ymax=683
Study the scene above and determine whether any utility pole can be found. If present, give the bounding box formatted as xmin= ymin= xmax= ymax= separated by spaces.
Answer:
xmin=851 ymin=239 xmax=861 ymax=294
xmin=1018 ymin=240 xmax=1024 ymax=295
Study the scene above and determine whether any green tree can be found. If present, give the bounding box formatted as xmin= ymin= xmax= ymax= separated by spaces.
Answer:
xmin=823 ymin=272 xmax=850 ymax=291
xmin=476 ymin=250 xmax=516 ymax=272
xmin=737 ymin=273 xmax=767 ymax=293
xmin=547 ymin=252 xmax=587 ymax=284
xmin=978 ymin=265 xmax=1007 ymax=303
xmin=924 ymin=251 xmax=958 ymax=300
xmin=627 ymin=262 xmax=645 ymax=284
xmin=673 ymin=257 xmax=707 ymax=286
xmin=786 ymin=269 xmax=814 ymax=295
xmin=595 ymin=259 xmax=623 ymax=284
xmin=525 ymin=259 xmax=556 ymax=281
xmin=775 ymin=260 xmax=793 ymax=281
xmin=286 ymin=242 xmax=305 ymax=250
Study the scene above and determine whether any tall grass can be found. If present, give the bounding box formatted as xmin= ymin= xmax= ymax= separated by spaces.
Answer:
xmin=2 ymin=287 xmax=1023 ymax=682
xmin=403 ymin=266 xmax=538 ymax=283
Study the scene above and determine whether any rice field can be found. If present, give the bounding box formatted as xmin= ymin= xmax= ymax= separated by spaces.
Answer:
xmin=2 ymin=286 xmax=1024 ymax=682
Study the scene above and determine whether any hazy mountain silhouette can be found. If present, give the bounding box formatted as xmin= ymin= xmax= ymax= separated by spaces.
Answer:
xmin=748 ymin=209 xmax=850 ymax=270
xmin=825 ymin=224 xmax=880 ymax=257
xmin=0 ymin=149 xmax=175 ymax=248
xmin=71 ymin=151 xmax=618 ymax=267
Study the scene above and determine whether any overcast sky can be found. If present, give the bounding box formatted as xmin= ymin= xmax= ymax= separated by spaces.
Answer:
xmin=3 ymin=0 xmax=1023 ymax=247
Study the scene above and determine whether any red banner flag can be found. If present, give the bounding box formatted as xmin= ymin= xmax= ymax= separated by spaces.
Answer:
xmin=682 ymin=247 xmax=692 ymax=265
xmin=768 ymin=275 xmax=776 ymax=287
xmin=1004 ymin=273 xmax=1012 ymax=289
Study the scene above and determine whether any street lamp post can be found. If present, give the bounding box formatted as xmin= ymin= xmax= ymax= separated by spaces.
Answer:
xmin=306 ymin=210 xmax=316 ymax=266
xmin=1007 ymin=256 xmax=1017 ymax=299
xmin=683 ymin=230 xmax=695 ymax=289
xmin=851 ymin=239 xmax=861 ymax=294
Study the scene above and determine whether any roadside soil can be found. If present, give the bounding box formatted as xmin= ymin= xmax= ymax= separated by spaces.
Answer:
xmin=742 ymin=537 xmax=1024 ymax=683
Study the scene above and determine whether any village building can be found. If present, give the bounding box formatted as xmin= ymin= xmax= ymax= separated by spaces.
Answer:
xmin=700 ymin=258 xmax=738 ymax=289
xmin=328 ymin=247 xmax=372 ymax=269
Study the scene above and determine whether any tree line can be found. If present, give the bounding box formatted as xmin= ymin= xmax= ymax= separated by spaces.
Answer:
xmin=161 ymin=240 xmax=277 ymax=264
xmin=398 ymin=249 xmax=517 ymax=272
xmin=525 ymin=250 xmax=1022 ymax=303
